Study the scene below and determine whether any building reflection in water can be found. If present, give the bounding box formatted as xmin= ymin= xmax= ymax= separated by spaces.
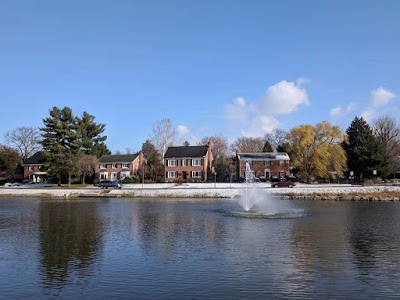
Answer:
xmin=132 ymin=201 xmax=228 ymax=263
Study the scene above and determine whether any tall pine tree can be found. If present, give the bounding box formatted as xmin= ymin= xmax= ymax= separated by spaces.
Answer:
xmin=78 ymin=112 xmax=110 ymax=157
xmin=41 ymin=107 xmax=110 ymax=185
xmin=41 ymin=107 xmax=81 ymax=186
xmin=344 ymin=117 xmax=387 ymax=179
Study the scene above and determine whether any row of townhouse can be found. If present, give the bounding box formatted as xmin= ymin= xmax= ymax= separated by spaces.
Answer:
xmin=22 ymin=144 xmax=291 ymax=183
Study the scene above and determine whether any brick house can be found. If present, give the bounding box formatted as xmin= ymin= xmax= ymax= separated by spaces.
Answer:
xmin=97 ymin=153 xmax=144 ymax=181
xmin=236 ymin=152 xmax=291 ymax=181
xmin=164 ymin=144 xmax=213 ymax=182
xmin=23 ymin=152 xmax=48 ymax=183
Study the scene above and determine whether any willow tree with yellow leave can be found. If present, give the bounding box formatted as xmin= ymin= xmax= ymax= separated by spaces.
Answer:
xmin=287 ymin=122 xmax=347 ymax=181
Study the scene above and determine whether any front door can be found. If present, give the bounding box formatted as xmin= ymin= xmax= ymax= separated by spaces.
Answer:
xmin=183 ymin=171 xmax=187 ymax=182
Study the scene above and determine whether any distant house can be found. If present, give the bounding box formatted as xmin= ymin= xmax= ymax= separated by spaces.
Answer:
xmin=96 ymin=153 xmax=144 ymax=181
xmin=23 ymin=152 xmax=47 ymax=183
xmin=236 ymin=152 xmax=291 ymax=181
xmin=164 ymin=144 xmax=213 ymax=182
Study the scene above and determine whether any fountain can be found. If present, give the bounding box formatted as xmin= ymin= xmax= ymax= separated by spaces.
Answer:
xmin=238 ymin=162 xmax=258 ymax=211
xmin=230 ymin=161 xmax=303 ymax=219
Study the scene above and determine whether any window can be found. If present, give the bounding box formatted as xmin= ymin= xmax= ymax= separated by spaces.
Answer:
xmin=192 ymin=159 xmax=202 ymax=166
xmin=168 ymin=160 xmax=177 ymax=167
xmin=100 ymin=164 xmax=107 ymax=169
xmin=280 ymin=171 xmax=286 ymax=178
xmin=192 ymin=171 xmax=202 ymax=177
xmin=120 ymin=171 xmax=130 ymax=179
xmin=122 ymin=163 xmax=129 ymax=168
xmin=100 ymin=172 xmax=108 ymax=180
xmin=182 ymin=159 xmax=187 ymax=167
xmin=112 ymin=164 xmax=117 ymax=169
xmin=279 ymin=160 xmax=284 ymax=166
xmin=167 ymin=171 xmax=177 ymax=178
xmin=28 ymin=166 xmax=33 ymax=171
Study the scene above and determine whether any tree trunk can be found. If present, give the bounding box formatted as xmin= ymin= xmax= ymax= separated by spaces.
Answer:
xmin=68 ymin=172 xmax=71 ymax=187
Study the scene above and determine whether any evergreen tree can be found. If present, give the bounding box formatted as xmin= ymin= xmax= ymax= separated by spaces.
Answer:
xmin=77 ymin=112 xmax=110 ymax=157
xmin=343 ymin=117 xmax=387 ymax=179
xmin=214 ymin=157 xmax=230 ymax=182
xmin=41 ymin=107 xmax=81 ymax=186
xmin=262 ymin=140 xmax=274 ymax=152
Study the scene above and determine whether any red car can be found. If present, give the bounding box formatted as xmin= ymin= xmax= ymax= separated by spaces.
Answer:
xmin=271 ymin=180 xmax=296 ymax=188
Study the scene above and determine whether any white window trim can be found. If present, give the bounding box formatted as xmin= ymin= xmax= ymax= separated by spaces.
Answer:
xmin=122 ymin=163 xmax=129 ymax=168
xmin=192 ymin=159 xmax=202 ymax=166
xmin=167 ymin=171 xmax=178 ymax=178
xmin=100 ymin=164 xmax=107 ymax=169
xmin=192 ymin=171 xmax=202 ymax=178
xmin=182 ymin=159 xmax=187 ymax=167
xmin=120 ymin=171 xmax=130 ymax=179
xmin=168 ymin=160 xmax=177 ymax=167
xmin=112 ymin=164 xmax=117 ymax=169
xmin=279 ymin=160 xmax=284 ymax=166
xmin=100 ymin=172 xmax=108 ymax=180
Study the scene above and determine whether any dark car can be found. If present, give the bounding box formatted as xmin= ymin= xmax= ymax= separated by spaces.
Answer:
xmin=98 ymin=180 xmax=121 ymax=189
xmin=271 ymin=180 xmax=296 ymax=188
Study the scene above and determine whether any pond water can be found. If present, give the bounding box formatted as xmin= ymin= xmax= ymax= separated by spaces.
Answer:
xmin=1 ymin=197 xmax=400 ymax=299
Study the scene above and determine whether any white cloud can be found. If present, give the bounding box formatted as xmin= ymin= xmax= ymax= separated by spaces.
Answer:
xmin=176 ymin=124 xmax=198 ymax=145
xmin=371 ymin=87 xmax=395 ymax=107
xmin=330 ymin=102 xmax=356 ymax=119
xmin=224 ymin=97 xmax=252 ymax=126
xmin=361 ymin=109 xmax=375 ymax=122
xmin=224 ymin=78 xmax=309 ymax=137
xmin=346 ymin=102 xmax=356 ymax=111
xmin=241 ymin=115 xmax=280 ymax=137
xmin=330 ymin=106 xmax=343 ymax=118
xmin=176 ymin=125 xmax=190 ymax=135
xmin=358 ymin=87 xmax=396 ymax=122
xmin=260 ymin=80 xmax=309 ymax=114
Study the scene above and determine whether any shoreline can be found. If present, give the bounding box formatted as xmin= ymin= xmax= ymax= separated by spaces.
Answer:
xmin=1 ymin=183 xmax=400 ymax=201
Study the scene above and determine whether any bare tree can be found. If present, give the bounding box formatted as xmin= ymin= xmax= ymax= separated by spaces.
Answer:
xmin=150 ymin=118 xmax=176 ymax=158
xmin=78 ymin=154 xmax=99 ymax=184
xmin=230 ymin=137 xmax=264 ymax=153
xmin=373 ymin=115 xmax=400 ymax=157
xmin=372 ymin=115 xmax=400 ymax=177
xmin=264 ymin=128 xmax=288 ymax=151
xmin=198 ymin=135 xmax=229 ymax=159
xmin=4 ymin=127 xmax=41 ymax=160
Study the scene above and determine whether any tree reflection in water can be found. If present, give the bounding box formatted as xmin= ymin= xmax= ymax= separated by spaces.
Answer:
xmin=38 ymin=201 xmax=103 ymax=289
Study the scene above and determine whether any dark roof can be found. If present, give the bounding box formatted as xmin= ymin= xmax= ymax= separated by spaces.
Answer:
xmin=23 ymin=152 xmax=47 ymax=165
xmin=99 ymin=154 xmax=139 ymax=163
xmin=164 ymin=145 xmax=209 ymax=158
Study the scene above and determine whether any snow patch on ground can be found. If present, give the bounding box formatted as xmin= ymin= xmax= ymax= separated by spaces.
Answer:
xmin=1 ymin=182 xmax=400 ymax=198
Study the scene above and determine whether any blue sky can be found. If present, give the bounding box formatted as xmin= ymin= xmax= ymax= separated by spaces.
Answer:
xmin=1 ymin=0 xmax=399 ymax=152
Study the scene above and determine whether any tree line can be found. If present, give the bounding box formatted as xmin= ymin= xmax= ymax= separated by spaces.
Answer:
xmin=1 ymin=107 xmax=400 ymax=184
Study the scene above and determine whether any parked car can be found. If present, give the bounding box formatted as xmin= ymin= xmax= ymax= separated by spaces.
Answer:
xmin=271 ymin=180 xmax=296 ymax=188
xmin=98 ymin=180 xmax=121 ymax=189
